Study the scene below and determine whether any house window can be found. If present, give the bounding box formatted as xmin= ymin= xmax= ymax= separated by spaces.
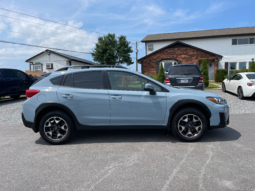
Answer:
xmin=148 ymin=44 xmax=153 ymax=51
xmin=34 ymin=65 xmax=42 ymax=71
xmin=239 ymin=62 xmax=247 ymax=69
xmin=161 ymin=60 xmax=178 ymax=75
xmin=229 ymin=62 xmax=237 ymax=74
xmin=232 ymin=38 xmax=255 ymax=45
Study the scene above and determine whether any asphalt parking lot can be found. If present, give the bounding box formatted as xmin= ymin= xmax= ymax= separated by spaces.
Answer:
xmin=0 ymin=92 xmax=255 ymax=191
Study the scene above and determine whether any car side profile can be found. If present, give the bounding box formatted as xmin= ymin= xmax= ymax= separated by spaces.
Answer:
xmin=164 ymin=64 xmax=204 ymax=90
xmin=0 ymin=68 xmax=37 ymax=99
xmin=22 ymin=66 xmax=229 ymax=144
xmin=222 ymin=72 xmax=255 ymax=99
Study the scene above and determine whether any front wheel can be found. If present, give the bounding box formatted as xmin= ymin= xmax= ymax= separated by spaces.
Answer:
xmin=171 ymin=108 xmax=208 ymax=142
xmin=39 ymin=110 xmax=75 ymax=145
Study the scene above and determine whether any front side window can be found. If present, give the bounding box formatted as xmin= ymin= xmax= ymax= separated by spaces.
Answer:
xmin=2 ymin=69 xmax=16 ymax=78
xmin=108 ymin=71 xmax=162 ymax=92
xmin=148 ymin=44 xmax=153 ymax=51
xmin=73 ymin=71 xmax=104 ymax=89
xmin=13 ymin=70 xmax=27 ymax=79
xmin=239 ymin=62 xmax=247 ymax=69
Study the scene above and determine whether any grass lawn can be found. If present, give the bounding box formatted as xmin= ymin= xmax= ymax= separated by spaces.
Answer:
xmin=205 ymin=83 xmax=221 ymax=89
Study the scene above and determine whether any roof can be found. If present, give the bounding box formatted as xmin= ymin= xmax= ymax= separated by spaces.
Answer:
xmin=138 ymin=41 xmax=223 ymax=62
xmin=26 ymin=49 xmax=96 ymax=65
xmin=141 ymin=26 xmax=255 ymax=42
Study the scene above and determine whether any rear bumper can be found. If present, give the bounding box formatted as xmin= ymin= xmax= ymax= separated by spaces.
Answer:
xmin=164 ymin=83 xmax=204 ymax=90
xmin=209 ymin=113 xmax=229 ymax=129
xmin=22 ymin=113 xmax=37 ymax=133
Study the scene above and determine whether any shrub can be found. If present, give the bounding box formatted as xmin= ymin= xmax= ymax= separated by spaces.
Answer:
xmin=157 ymin=63 xmax=165 ymax=83
xmin=200 ymin=59 xmax=209 ymax=87
xmin=233 ymin=68 xmax=249 ymax=74
xmin=147 ymin=74 xmax=158 ymax=81
xmin=215 ymin=69 xmax=227 ymax=82
xmin=249 ymin=58 xmax=255 ymax=72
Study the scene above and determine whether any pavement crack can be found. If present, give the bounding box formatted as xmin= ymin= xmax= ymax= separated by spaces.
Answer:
xmin=162 ymin=147 xmax=194 ymax=191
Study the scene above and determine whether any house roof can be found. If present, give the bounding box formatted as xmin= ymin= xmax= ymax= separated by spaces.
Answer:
xmin=141 ymin=26 xmax=255 ymax=42
xmin=138 ymin=41 xmax=223 ymax=62
xmin=26 ymin=49 xmax=96 ymax=65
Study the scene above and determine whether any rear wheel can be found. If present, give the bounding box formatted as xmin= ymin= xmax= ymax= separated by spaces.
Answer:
xmin=238 ymin=87 xmax=244 ymax=99
xmin=222 ymin=83 xmax=226 ymax=92
xmin=10 ymin=95 xmax=20 ymax=99
xmin=39 ymin=110 xmax=75 ymax=145
xmin=171 ymin=108 xmax=207 ymax=142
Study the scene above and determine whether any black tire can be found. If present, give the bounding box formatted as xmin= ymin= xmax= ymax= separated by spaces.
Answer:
xmin=171 ymin=108 xmax=208 ymax=142
xmin=222 ymin=83 xmax=226 ymax=92
xmin=10 ymin=95 xmax=20 ymax=99
xmin=237 ymin=87 xmax=244 ymax=99
xmin=39 ymin=110 xmax=75 ymax=145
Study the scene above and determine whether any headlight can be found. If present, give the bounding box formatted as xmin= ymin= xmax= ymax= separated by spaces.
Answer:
xmin=207 ymin=97 xmax=225 ymax=104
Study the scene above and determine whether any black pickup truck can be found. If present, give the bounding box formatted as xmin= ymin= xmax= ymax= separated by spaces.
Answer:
xmin=0 ymin=68 xmax=37 ymax=99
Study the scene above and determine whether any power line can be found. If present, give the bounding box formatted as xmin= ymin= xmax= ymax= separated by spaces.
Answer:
xmin=0 ymin=7 xmax=139 ymax=42
xmin=0 ymin=40 xmax=92 ymax=54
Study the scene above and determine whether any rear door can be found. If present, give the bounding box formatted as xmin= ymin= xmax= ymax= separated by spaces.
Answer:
xmin=0 ymin=70 xmax=6 ymax=95
xmin=107 ymin=71 xmax=167 ymax=126
xmin=168 ymin=65 xmax=201 ymax=87
xmin=57 ymin=71 xmax=110 ymax=126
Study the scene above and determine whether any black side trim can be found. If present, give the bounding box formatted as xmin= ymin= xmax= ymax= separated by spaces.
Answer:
xmin=22 ymin=113 xmax=34 ymax=129
xmin=167 ymin=99 xmax=212 ymax=129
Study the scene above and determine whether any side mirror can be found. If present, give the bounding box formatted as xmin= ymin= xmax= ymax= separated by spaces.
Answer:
xmin=144 ymin=83 xmax=156 ymax=95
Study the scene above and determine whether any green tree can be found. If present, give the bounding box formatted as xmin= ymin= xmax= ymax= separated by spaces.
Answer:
xmin=157 ymin=63 xmax=165 ymax=83
xmin=200 ymin=59 xmax=209 ymax=87
xmin=91 ymin=33 xmax=133 ymax=65
xmin=249 ymin=58 xmax=255 ymax=72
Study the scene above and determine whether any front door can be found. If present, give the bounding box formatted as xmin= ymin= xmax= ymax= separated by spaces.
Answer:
xmin=208 ymin=63 xmax=214 ymax=80
xmin=106 ymin=71 xmax=167 ymax=126
xmin=0 ymin=69 xmax=20 ymax=94
xmin=57 ymin=71 xmax=110 ymax=126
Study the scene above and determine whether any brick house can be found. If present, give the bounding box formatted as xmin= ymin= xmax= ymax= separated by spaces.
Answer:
xmin=138 ymin=26 xmax=255 ymax=80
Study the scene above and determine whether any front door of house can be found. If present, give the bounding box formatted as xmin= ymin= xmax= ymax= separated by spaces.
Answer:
xmin=208 ymin=62 xmax=214 ymax=80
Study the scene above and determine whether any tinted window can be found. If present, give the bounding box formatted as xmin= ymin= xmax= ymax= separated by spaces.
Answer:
xmin=50 ymin=76 xmax=63 ymax=86
xmin=246 ymin=74 xmax=255 ymax=79
xmin=232 ymin=75 xmax=241 ymax=80
xmin=168 ymin=65 xmax=201 ymax=75
xmin=13 ymin=70 xmax=27 ymax=79
xmin=63 ymin=74 xmax=73 ymax=87
xmin=2 ymin=69 xmax=16 ymax=78
xmin=74 ymin=71 xmax=104 ymax=89
xmin=108 ymin=71 xmax=162 ymax=92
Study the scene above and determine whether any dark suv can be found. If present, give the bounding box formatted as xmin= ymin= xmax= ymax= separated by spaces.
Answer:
xmin=164 ymin=64 xmax=204 ymax=90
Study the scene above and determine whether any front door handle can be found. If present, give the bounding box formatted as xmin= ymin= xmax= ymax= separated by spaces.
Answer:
xmin=62 ymin=94 xmax=73 ymax=99
xmin=110 ymin=95 xmax=122 ymax=99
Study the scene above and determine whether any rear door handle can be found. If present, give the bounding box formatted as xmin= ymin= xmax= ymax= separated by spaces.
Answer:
xmin=110 ymin=96 xmax=122 ymax=99
xmin=62 ymin=94 xmax=73 ymax=99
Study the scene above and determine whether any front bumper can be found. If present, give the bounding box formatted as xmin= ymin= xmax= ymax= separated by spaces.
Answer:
xmin=209 ymin=113 xmax=229 ymax=129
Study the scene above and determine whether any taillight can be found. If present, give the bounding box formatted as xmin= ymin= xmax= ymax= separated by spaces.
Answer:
xmin=199 ymin=76 xmax=204 ymax=83
xmin=165 ymin=76 xmax=171 ymax=85
xmin=247 ymin=82 xmax=253 ymax=86
xmin=26 ymin=90 xmax=40 ymax=98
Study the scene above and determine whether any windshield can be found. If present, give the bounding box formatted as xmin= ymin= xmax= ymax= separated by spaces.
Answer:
xmin=168 ymin=65 xmax=201 ymax=75
xmin=246 ymin=74 xmax=255 ymax=79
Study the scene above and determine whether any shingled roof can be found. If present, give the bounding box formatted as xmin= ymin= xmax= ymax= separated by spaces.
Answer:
xmin=141 ymin=26 xmax=255 ymax=42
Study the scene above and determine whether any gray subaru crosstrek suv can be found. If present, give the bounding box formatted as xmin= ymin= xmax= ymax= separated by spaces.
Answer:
xmin=22 ymin=66 xmax=229 ymax=144
xmin=164 ymin=64 xmax=204 ymax=90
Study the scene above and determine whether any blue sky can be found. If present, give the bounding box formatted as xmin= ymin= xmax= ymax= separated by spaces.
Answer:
xmin=0 ymin=0 xmax=254 ymax=72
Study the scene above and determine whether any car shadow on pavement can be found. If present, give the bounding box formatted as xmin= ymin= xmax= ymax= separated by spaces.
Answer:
xmin=35 ymin=126 xmax=241 ymax=145
xmin=0 ymin=96 xmax=26 ymax=105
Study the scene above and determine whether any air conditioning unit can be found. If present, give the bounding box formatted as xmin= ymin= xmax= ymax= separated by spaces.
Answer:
xmin=46 ymin=63 xmax=53 ymax=69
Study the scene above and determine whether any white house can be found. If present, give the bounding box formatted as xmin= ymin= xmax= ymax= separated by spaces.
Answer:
xmin=138 ymin=26 xmax=255 ymax=80
xmin=26 ymin=49 xmax=96 ymax=73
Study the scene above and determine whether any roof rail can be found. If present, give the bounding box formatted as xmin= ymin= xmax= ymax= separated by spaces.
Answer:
xmin=56 ymin=65 xmax=127 ymax=71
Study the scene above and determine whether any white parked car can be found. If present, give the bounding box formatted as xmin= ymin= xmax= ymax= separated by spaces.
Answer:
xmin=222 ymin=72 xmax=255 ymax=99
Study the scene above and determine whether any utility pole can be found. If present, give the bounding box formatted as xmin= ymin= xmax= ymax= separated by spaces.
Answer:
xmin=136 ymin=41 xmax=138 ymax=71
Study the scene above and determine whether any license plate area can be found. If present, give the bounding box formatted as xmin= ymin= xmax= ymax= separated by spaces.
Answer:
xmin=181 ymin=79 xmax=189 ymax=83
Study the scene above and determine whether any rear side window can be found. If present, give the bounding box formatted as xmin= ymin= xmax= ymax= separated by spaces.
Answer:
xmin=73 ymin=71 xmax=104 ymax=89
xmin=50 ymin=76 xmax=63 ymax=86
xmin=168 ymin=65 xmax=201 ymax=75
xmin=63 ymin=74 xmax=73 ymax=87
xmin=246 ymin=74 xmax=255 ymax=79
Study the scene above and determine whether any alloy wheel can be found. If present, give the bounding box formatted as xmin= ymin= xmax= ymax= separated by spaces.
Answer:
xmin=44 ymin=117 xmax=68 ymax=141
xmin=178 ymin=114 xmax=202 ymax=138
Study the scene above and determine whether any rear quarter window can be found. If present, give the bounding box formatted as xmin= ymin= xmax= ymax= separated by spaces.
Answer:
xmin=168 ymin=65 xmax=201 ymax=75
xmin=50 ymin=75 xmax=64 ymax=86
